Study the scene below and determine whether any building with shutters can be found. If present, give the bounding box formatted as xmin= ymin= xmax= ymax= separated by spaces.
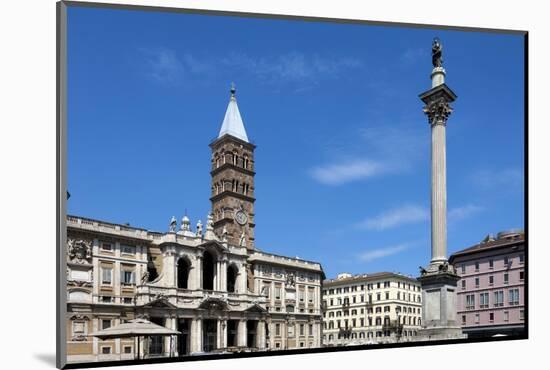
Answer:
xmin=449 ymin=229 xmax=525 ymax=338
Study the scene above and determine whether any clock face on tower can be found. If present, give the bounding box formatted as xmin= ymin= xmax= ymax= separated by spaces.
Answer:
xmin=234 ymin=210 xmax=248 ymax=225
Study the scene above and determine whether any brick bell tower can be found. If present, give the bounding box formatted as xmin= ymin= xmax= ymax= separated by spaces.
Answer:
xmin=209 ymin=84 xmax=256 ymax=249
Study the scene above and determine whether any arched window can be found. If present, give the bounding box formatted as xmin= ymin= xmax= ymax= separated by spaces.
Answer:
xmin=227 ymin=264 xmax=238 ymax=293
xmin=202 ymin=250 xmax=215 ymax=291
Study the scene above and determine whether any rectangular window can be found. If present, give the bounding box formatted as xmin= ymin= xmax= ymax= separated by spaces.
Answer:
xmin=121 ymin=270 xmax=135 ymax=285
xmin=309 ymin=324 xmax=313 ymax=336
xmin=101 ymin=295 xmax=112 ymax=303
xmin=101 ymin=347 xmax=111 ymax=354
xmin=123 ymin=297 xmax=133 ymax=304
xmin=101 ymin=242 xmax=112 ymax=251
xmin=520 ymin=310 xmax=524 ymax=320
xmin=520 ymin=271 xmax=524 ymax=281
xmin=509 ymin=289 xmax=520 ymax=305
xmin=489 ymin=259 xmax=494 ymax=269
xmin=461 ymin=265 xmax=466 ymax=274
xmin=461 ymin=280 xmax=466 ymax=289
xmin=300 ymin=324 xmax=304 ymax=336
xmin=101 ymin=267 xmax=112 ymax=285
xmin=308 ymin=288 xmax=314 ymax=303
xmin=102 ymin=319 xmax=111 ymax=330
xmin=275 ymin=323 xmax=281 ymax=336
xmin=461 ymin=315 xmax=466 ymax=325
xmin=121 ymin=244 xmax=136 ymax=255
xmin=519 ymin=254 xmax=524 ymax=264
xmin=494 ymin=291 xmax=504 ymax=307
xmin=376 ymin=293 xmax=381 ymax=301
xmin=385 ymin=292 xmax=389 ymax=300
xmin=475 ymin=314 xmax=480 ymax=324
xmin=504 ymin=256 xmax=509 ymax=266
xmin=475 ymin=262 xmax=479 ymax=271
xmin=504 ymin=273 xmax=509 ymax=285
xmin=466 ymin=294 xmax=475 ymax=310
xmin=489 ymin=312 xmax=494 ymax=322
xmin=124 ymin=346 xmax=132 ymax=354
xmin=480 ymin=292 xmax=489 ymax=308
xmin=275 ymin=286 xmax=281 ymax=300
xmin=504 ymin=311 xmax=509 ymax=322
xmin=489 ymin=275 xmax=494 ymax=285
xmin=299 ymin=289 xmax=305 ymax=302
xmin=475 ymin=277 xmax=480 ymax=288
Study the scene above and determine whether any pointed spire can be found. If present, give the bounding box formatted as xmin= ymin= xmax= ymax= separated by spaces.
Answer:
xmin=218 ymin=83 xmax=249 ymax=142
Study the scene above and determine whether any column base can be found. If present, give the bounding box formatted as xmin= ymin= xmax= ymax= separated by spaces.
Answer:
xmin=417 ymin=326 xmax=467 ymax=341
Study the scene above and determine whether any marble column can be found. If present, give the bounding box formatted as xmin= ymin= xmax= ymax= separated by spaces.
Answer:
xmin=221 ymin=319 xmax=227 ymax=349
xmin=221 ymin=259 xmax=227 ymax=292
xmin=191 ymin=318 xmax=203 ymax=353
xmin=238 ymin=319 xmax=247 ymax=347
xmin=164 ymin=317 xmax=172 ymax=356
xmin=196 ymin=255 xmax=203 ymax=290
xmin=257 ymin=320 xmax=266 ymax=349
xmin=430 ymin=67 xmax=448 ymax=266
xmin=417 ymin=39 xmax=464 ymax=341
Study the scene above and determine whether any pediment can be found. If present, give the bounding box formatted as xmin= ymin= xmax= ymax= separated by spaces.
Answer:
xmin=201 ymin=240 xmax=229 ymax=254
xmin=245 ymin=303 xmax=267 ymax=313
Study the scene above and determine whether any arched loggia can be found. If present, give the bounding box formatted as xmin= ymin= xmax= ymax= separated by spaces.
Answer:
xmin=177 ymin=257 xmax=191 ymax=289
xmin=202 ymin=250 xmax=215 ymax=291
xmin=227 ymin=264 xmax=238 ymax=293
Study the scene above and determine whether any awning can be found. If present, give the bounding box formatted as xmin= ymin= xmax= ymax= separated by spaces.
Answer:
xmin=89 ymin=318 xmax=180 ymax=339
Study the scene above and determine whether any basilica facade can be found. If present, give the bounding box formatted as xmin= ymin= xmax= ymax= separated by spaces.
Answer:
xmin=65 ymin=87 xmax=325 ymax=363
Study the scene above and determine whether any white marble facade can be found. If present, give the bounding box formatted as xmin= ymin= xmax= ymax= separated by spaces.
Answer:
xmin=66 ymin=215 xmax=324 ymax=362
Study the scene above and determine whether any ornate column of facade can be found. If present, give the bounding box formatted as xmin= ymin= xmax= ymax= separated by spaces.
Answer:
xmin=256 ymin=318 xmax=265 ymax=350
xmin=239 ymin=264 xmax=247 ymax=293
xmin=221 ymin=319 xmax=227 ymax=349
xmin=196 ymin=255 xmax=203 ymax=290
xmin=163 ymin=249 xmax=176 ymax=287
xmin=216 ymin=319 xmax=222 ymax=349
xmin=237 ymin=319 xmax=247 ymax=347
xmin=163 ymin=317 xmax=172 ymax=356
xmin=190 ymin=318 xmax=203 ymax=353
xmin=312 ymin=320 xmax=319 ymax=347
xmin=282 ymin=320 xmax=287 ymax=349
xmin=221 ymin=258 xmax=227 ymax=292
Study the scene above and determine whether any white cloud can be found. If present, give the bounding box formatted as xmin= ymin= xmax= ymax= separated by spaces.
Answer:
xmin=448 ymin=204 xmax=483 ymax=223
xmin=356 ymin=204 xmax=429 ymax=231
xmin=310 ymin=126 xmax=427 ymax=186
xmin=143 ymin=48 xmax=185 ymax=84
xmin=309 ymin=159 xmax=390 ymax=185
xmin=358 ymin=243 xmax=411 ymax=263
xmin=470 ymin=168 xmax=523 ymax=190
xmin=222 ymin=52 xmax=362 ymax=83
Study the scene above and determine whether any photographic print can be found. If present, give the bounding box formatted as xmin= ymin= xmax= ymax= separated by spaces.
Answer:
xmin=58 ymin=1 xmax=526 ymax=368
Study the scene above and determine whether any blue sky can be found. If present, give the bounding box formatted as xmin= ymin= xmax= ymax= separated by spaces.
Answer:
xmin=67 ymin=6 xmax=525 ymax=279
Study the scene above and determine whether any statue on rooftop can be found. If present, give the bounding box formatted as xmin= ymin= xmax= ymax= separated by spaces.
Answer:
xmin=169 ymin=216 xmax=177 ymax=233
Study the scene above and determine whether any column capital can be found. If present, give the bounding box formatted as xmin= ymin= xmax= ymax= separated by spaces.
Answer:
xmin=423 ymin=97 xmax=453 ymax=126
